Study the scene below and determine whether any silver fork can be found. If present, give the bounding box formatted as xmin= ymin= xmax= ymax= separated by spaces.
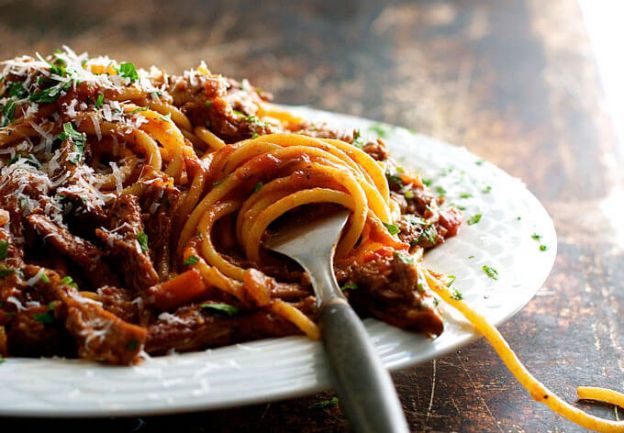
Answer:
xmin=266 ymin=209 xmax=410 ymax=433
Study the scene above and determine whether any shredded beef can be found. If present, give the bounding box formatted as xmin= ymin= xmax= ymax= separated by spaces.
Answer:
xmin=96 ymin=194 xmax=159 ymax=292
xmin=26 ymin=214 xmax=118 ymax=287
xmin=146 ymin=305 xmax=298 ymax=355
xmin=337 ymin=253 xmax=444 ymax=337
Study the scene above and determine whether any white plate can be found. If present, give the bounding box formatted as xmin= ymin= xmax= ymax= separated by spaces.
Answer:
xmin=0 ymin=107 xmax=557 ymax=417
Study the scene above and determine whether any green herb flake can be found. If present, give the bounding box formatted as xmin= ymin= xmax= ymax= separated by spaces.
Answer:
xmin=6 ymin=81 xmax=28 ymax=99
xmin=309 ymin=396 xmax=339 ymax=410
xmin=58 ymin=122 xmax=86 ymax=164
xmin=184 ymin=255 xmax=200 ymax=266
xmin=475 ymin=159 xmax=484 ymax=166
xmin=341 ymin=282 xmax=358 ymax=291
xmin=447 ymin=275 xmax=457 ymax=286
xmin=119 ymin=62 xmax=139 ymax=82
xmin=394 ymin=251 xmax=414 ymax=265
xmin=482 ymin=265 xmax=499 ymax=280
xmin=385 ymin=172 xmax=403 ymax=188
xmin=404 ymin=189 xmax=414 ymax=199
xmin=369 ymin=123 xmax=391 ymax=138
xmin=0 ymin=240 xmax=8 ymax=260
xmin=467 ymin=213 xmax=482 ymax=225
xmin=95 ymin=93 xmax=104 ymax=109
xmin=482 ymin=185 xmax=492 ymax=194
xmin=137 ymin=231 xmax=149 ymax=254
xmin=459 ymin=192 xmax=472 ymax=199
xmin=61 ymin=275 xmax=78 ymax=288
xmin=422 ymin=178 xmax=432 ymax=187
xmin=383 ymin=222 xmax=400 ymax=236
xmin=33 ymin=310 xmax=55 ymax=325
xmin=40 ymin=273 xmax=50 ymax=284
xmin=2 ymin=100 xmax=16 ymax=127
xmin=29 ymin=80 xmax=71 ymax=104
xmin=451 ymin=288 xmax=464 ymax=301
xmin=531 ymin=233 xmax=541 ymax=241
xmin=253 ymin=181 xmax=263 ymax=193
xmin=352 ymin=130 xmax=364 ymax=148
xmin=468 ymin=255 xmax=475 ymax=259
xmin=539 ymin=245 xmax=548 ymax=251
xmin=434 ymin=186 xmax=447 ymax=197
xmin=232 ymin=109 xmax=246 ymax=118
xmin=0 ymin=265 xmax=15 ymax=278
xmin=200 ymin=303 xmax=239 ymax=316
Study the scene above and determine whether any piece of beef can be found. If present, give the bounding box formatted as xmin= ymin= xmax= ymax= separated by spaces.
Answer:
xmin=42 ymin=270 xmax=147 ymax=365
xmin=96 ymin=194 xmax=159 ymax=292
xmin=146 ymin=305 xmax=299 ymax=355
xmin=139 ymin=177 xmax=180 ymax=279
xmin=26 ymin=214 xmax=118 ymax=288
xmin=337 ymin=253 xmax=444 ymax=337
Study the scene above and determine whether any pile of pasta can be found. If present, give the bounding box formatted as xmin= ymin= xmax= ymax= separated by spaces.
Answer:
xmin=0 ymin=48 xmax=621 ymax=431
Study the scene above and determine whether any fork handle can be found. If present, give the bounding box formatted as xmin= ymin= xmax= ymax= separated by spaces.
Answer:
xmin=319 ymin=299 xmax=410 ymax=433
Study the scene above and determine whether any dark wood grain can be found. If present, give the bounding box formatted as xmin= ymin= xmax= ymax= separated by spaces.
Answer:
xmin=1 ymin=0 xmax=622 ymax=432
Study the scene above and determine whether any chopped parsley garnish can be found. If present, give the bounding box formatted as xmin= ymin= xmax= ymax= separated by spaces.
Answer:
xmin=352 ymin=130 xmax=365 ymax=148
xmin=200 ymin=303 xmax=239 ymax=316
xmin=94 ymin=93 xmax=104 ymax=108
xmin=341 ymin=282 xmax=359 ymax=291
xmin=394 ymin=251 xmax=414 ymax=265
xmin=2 ymin=100 xmax=16 ymax=127
xmin=385 ymin=171 xmax=403 ymax=188
xmin=40 ymin=273 xmax=50 ymax=284
xmin=33 ymin=310 xmax=55 ymax=325
xmin=417 ymin=225 xmax=438 ymax=245
xmin=369 ymin=123 xmax=391 ymax=138
xmin=184 ymin=255 xmax=200 ymax=266
xmin=383 ymin=222 xmax=400 ymax=235
xmin=467 ymin=213 xmax=482 ymax=225
xmin=232 ymin=109 xmax=246 ymax=118
xmin=49 ymin=61 xmax=67 ymax=78
xmin=126 ymin=339 xmax=140 ymax=351
xmin=6 ymin=81 xmax=28 ymax=98
xmin=404 ymin=189 xmax=414 ymax=199
xmin=451 ymin=288 xmax=464 ymax=301
xmin=253 ymin=181 xmax=263 ymax=193
xmin=434 ymin=186 xmax=446 ymax=197
xmin=539 ymin=245 xmax=548 ymax=251
xmin=531 ymin=233 xmax=541 ymax=241
xmin=447 ymin=275 xmax=457 ymax=286
xmin=482 ymin=185 xmax=492 ymax=194
xmin=0 ymin=240 xmax=8 ymax=259
xmin=58 ymin=122 xmax=86 ymax=164
xmin=309 ymin=396 xmax=339 ymax=410
xmin=130 ymin=106 xmax=148 ymax=114
xmin=516 ymin=216 xmax=522 ymax=221
xmin=475 ymin=159 xmax=484 ymax=166
xmin=468 ymin=255 xmax=475 ymax=259
xmin=137 ymin=231 xmax=149 ymax=254
xmin=0 ymin=265 xmax=15 ymax=278
xmin=482 ymin=265 xmax=499 ymax=280
xmin=119 ymin=62 xmax=139 ymax=82
xmin=459 ymin=192 xmax=472 ymax=199
xmin=422 ymin=178 xmax=432 ymax=187
xmin=61 ymin=275 xmax=78 ymax=288
xmin=30 ymin=80 xmax=71 ymax=103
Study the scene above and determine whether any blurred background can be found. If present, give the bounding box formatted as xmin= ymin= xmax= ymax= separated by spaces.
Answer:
xmin=1 ymin=0 xmax=622 ymax=432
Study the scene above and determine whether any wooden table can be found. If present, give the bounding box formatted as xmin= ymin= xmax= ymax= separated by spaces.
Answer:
xmin=1 ymin=0 xmax=622 ymax=431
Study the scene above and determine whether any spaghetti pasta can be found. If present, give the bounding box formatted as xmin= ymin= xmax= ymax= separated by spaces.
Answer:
xmin=0 ymin=47 xmax=620 ymax=431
